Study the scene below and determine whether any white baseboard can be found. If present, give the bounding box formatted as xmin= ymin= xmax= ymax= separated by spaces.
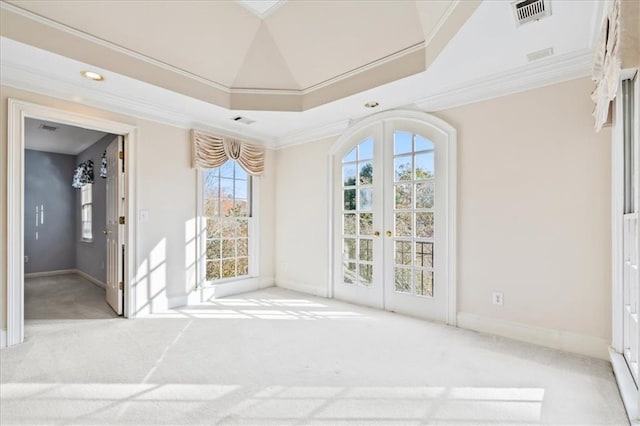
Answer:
xmin=275 ymin=279 xmax=328 ymax=298
xmin=0 ymin=329 xmax=6 ymax=350
xmin=610 ymin=347 xmax=640 ymax=425
xmin=75 ymin=269 xmax=106 ymax=289
xmin=24 ymin=269 xmax=76 ymax=278
xmin=457 ymin=312 xmax=609 ymax=360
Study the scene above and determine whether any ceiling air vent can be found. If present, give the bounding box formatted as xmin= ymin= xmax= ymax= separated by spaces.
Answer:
xmin=512 ymin=0 xmax=551 ymax=27
xmin=231 ymin=116 xmax=255 ymax=125
xmin=39 ymin=124 xmax=58 ymax=131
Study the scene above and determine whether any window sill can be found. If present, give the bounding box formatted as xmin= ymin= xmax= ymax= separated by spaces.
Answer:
xmin=200 ymin=275 xmax=255 ymax=288
xmin=80 ymin=239 xmax=93 ymax=245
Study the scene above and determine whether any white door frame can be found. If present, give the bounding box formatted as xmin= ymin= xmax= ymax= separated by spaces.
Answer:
xmin=6 ymin=98 xmax=138 ymax=347
xmin=327 ymin=109 xmax=457 ymax=325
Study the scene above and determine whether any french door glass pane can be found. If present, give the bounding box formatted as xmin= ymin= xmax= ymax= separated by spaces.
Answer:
xmin=342 ymin=137 xmax=375 ymax=287
xmin=392 ymin=131 xmax=435 ymax=298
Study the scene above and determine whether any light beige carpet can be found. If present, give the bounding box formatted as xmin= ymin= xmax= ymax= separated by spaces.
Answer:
xmin=0 ymin=283 xmax=628 ymax=425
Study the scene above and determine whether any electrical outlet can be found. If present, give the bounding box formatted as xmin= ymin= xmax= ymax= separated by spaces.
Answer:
xmin=24 ymin=256 xmax=28 ymax=263
xmin=493 ymin=292 xmax=503 ymax=306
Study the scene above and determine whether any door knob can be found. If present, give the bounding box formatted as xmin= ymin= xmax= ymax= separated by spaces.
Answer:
xmin=103 ymin=230 xmax=109 ymax=235
xmin=386 ymin=230 xmax=393 ymax=237
xmin=374 ymin=231 xmax=380 ymax=237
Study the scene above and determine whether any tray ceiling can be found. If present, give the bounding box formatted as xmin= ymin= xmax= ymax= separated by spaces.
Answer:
xmin=0 ymin=0 xmax=479 ymax=111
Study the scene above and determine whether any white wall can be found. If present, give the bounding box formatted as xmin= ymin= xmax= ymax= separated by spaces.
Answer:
xmin=0 ymin=85 xmax=276 ymax=327
xmin=275 ymin=137 xmax=333 ymax=296
xmin=274 ymin=77 xmax=612 ymax=350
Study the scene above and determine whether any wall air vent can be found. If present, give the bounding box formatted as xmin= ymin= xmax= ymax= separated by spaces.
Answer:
xmin=231 ymin=116 xmax=256 ymax=125
xmin=512 ymin=0 xmax=551 ymax=27
xmin=39 ymin=124 xmax=58 ymax=131
xmin=526 ymin=47 xmax=554 ymax=62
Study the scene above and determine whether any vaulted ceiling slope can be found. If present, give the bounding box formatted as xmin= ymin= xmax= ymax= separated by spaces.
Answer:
xmin=0 ymin=0 xmax=479 ymax=111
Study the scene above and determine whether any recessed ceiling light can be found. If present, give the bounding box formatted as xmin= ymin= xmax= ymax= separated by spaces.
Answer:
xmin=81 ymin=70 xmax=104 ymax=81
xmin=364 ymin=101 xmax=379 ymax=109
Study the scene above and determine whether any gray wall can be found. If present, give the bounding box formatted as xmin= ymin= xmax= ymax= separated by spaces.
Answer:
xmin=24 ymin=150 xmax=77 ymax=273
xmin=75 ymin=134 xmax=117 ymax=284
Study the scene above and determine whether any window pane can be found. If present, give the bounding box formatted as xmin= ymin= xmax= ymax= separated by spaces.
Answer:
xmin=207 ymin=219 xmax=221 ymax=238
xmin=237 ymin=257 xmax=249 ymax=276
xmin=222 ymin=259 xmax=236 ymax=278
xmin=221 ymin=239 xmax=235 ymax=258
xmin=343 ymin=189 xmax=356 ymax=210
xmin=415 ymin=134 xmax=434 ymax=151
xmin=416 ymin=242 xmax=433 ymax=267
xmin=415 ymin=270 xmax=433 ymax=297
xmin=395 ymin=212 xmax=412 ymax=237
xmin=234 ymin=163 xmax=248 ymax=180
xmin=343 ymin=213 xmax=356 ymax=235
xmin=358 ymin=138 xmax=373 ymax=160
xmin=359 ymin=162 xmax=373 ymax=185
xmin=343 ymin=164 xmax=357 ymax=186
xmin=395 ymin=184 xmax=412 ymax=209
xmin=416 ymin=182 xmax=434 ymax=209
xmin=207 ymin=261 xmax=221 ymax=281
xmin=394 ymin=268 xmax=411 ymax=293
xmin=344 ymin=261 xmax=356 ymax=284
xmin=395 ymin=240 xmax=412 ymax=265
xmin=238 ymin=219 xmax=249 ymax=237
xmin=203 ymin=197 xmax=219 ymax=217
xmin=415 ymin=152 xmax=434 ymax=179
xmin=416 ymin=212 xmax=434 ymax=238
xmin=234 ymin=238 xmax=247 ymax=257
xmin=359 ymin=213 xmax=373 ymax=235
xmin=394 ymin=156 xmax=412 ymax=181
xmin=359 ymin=264 xmax=373 ymax=286
xmin=394 ymin=131 xmax=412 ymax=155
xmin=343 ymin=147 xmax=356 ymax=163
xmin=221 ymin=221 xmax=236 ymax=238
xmin=220 ymin=161 xmax=234 ymax=178
xmin=343 ymin=238 xmax=356 ymax=260
xmin=359 ymin=239 xmax=372 ymax=261
xmin=358 ymin=188 xmax=372 ymax=211
xmin=207 ymin=239 xmax=221 ymax=260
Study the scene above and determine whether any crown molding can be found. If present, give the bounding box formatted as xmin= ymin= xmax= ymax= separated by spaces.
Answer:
xmin=276 ymin=49 xmax=594 ymax=148
xmin=299 ymin=42 xmax=425 ymax=94
xmin=274 ymin=119 xmax=351 ymax=150
xmin=423 ymin=0 xmax=460 ymax=46
xmin=0 ymin=60 xmax=278 ymax=148
xmin=414 ymin=49 xmax=593 ymax=111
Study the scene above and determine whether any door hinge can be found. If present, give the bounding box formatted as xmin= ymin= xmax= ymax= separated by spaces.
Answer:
xmin=118 ymin=281 xmax=124 ymax=290
xmin=119 ymin=216 xmax=125 ymax=225
xmin=118 ymin=151 xmax=124 ymax=160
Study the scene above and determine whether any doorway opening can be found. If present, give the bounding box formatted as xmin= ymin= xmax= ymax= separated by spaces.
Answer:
xmin=329 ymin=110 xmax=457 ymax=324
xmin=6 ymin=99 xmax=137 ymax=348
xmin=23 ymin=118 xmax=124 ymax=323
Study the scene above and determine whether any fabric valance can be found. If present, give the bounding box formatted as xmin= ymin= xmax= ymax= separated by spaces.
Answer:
xmin=591 ymin=0 xmax=621 ymax=131
xmin=191 ymin=130 xmax=265 ymax=176
xmin=72 ymin=160 xmax=94 ymax=188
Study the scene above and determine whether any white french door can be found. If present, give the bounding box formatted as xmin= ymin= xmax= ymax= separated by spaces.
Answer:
xmin=621 ymin=75 xmax=639 ymax=384
xmin=334 ymin=118 xmax=452 ymax=322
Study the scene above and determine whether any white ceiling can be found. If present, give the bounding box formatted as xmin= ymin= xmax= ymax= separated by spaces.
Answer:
xmin=235 ymin=1 xmax=288 ymax=19
xmin=1 ymin=0 xmax=603 ymax=148
xmin=25 ymin=118 xmax=109 ymax=155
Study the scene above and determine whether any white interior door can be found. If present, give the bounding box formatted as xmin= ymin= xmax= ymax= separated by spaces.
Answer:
xmin=334 ymin=120 xmax=451 ymax=322
xmin=105 ymin=136 xmax=124 ymax=315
